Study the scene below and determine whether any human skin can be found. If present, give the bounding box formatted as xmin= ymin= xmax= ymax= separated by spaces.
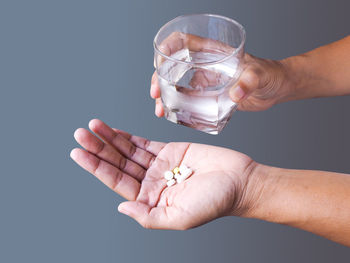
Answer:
xmin=70 ymin=119 xmax=350 ymax=247
xmin=151 ymin=34 xmax=350 ymax=114
xmin=148 ymin=34 xmax=350 ymax=246
xmin=70 ymin=35 xmax=350 ymax=247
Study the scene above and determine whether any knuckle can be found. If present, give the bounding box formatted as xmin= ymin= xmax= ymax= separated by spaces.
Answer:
xmin=119 ymin=157 xmax=127 ymax=170
xmin=95 ymin=142 xmax=105 ymax=156
xmin=128 ymin=144 xmax=137 ymax=158
xmin=144 ymin=139 xmax=151 ymax=151
xmin=241 ymin=67 xmax=260 ymax=89
xmin=112 ymin=170 xmax=123 ymax=191
xmin=92 ymin=158 xmax=102 ymax=174
xmin=136 ymin=168 xmax=146 ymax=181
xmin=148 ymin=155 xmax=156 ymax=168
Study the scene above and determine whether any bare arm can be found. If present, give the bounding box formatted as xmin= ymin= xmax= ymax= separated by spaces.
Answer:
xmin=281 ymin=35 xmax=350 ymax=102
xmin=243 ymin=164 xmax=350 ymax=247
xmin=71 ymin=119 xmax=350 ymax=247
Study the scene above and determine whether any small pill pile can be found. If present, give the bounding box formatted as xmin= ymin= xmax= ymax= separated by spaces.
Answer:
xmin=164 ymin=164 xmax=193 ymax=187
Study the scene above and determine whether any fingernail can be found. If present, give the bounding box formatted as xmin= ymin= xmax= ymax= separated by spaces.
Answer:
xmin=230 ymin=86 xmax=245 ymax=102
xmin=70 ymin=149 xmax=77 ymax=160
xmin=118 ymin=204 xmax=130 ymax=215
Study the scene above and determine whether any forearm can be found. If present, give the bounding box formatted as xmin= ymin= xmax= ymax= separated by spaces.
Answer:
xmin=243 ymin=164 xmax=350 ymax=247
xmin=280 ymin=35 xmax=350 ymax=102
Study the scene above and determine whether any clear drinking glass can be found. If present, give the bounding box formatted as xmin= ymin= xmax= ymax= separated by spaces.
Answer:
xmin=154 ymin=14 xmax=246 ymax=134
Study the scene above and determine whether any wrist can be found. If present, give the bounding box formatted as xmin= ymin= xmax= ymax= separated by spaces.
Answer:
xmin=230 ymin=161 xmax=273 ymax=218
xmin=238 ymin=164 xmax=312 ymax=225
xmin=234 ymin=162 xmax=271 ymax=219
xmin=278 ymin=55 xmax=306 ymax=103
xmin=235 ymin=163 xmax=294 ymax=224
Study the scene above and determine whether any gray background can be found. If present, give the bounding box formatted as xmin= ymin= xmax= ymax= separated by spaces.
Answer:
xmin=1 ymin=0 xmax=349 ymax=262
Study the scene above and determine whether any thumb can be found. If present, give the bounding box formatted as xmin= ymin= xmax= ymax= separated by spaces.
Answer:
xmin=118 ymin=201 xmax=151 ymax=225
xmin=229 ymin=67 xmax=260 ymax=104
xmin=118 ymin=201 xmax=172 ymax=229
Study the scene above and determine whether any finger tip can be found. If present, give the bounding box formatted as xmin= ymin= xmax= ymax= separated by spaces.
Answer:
xmin=73 ymin=128 xmax=85 ymax=141
xmin=70 ymin=148 xmax=80 ymax=160
xmin=150 ymin=87 xmax=156 ymax=99
xmin=155 ymin=99 xmax=164 ymax=117
xmin=117 ymin=203 xmax=124 ymax=211
xmin=155 ymin=106 xmax=161 ymax=117
xmin=89 ymin=118 xmax=102 ymax=131
xmin=118 ymin=202 xmax=130 ymax=215
xmin=150 ymin=85 xmax=160 ymax=99
xmin=158 ymin=107 xmax=164 ymax=117
xmin=156 ymin=113 xmax=164 ymax=118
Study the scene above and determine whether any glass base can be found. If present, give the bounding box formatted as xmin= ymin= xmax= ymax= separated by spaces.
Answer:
xmin=163 ymin=106 xmax=233 ymax=135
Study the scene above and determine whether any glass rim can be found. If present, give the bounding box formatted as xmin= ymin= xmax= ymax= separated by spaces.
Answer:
xmin=153 ymin=13 xmax=246 ymax=66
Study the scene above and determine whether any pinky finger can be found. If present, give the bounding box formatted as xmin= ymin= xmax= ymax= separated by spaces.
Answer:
xmin=70 ymin=148 xmax=140 ymax=201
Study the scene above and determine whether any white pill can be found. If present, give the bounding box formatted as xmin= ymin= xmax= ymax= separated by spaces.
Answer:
xmin=174 ymin=173 xmax=181 ymax=180
xmin=176 ymin=176 xmax=185 ymax=183
xmin=164 ymin=170 xmax=174 ymax=180
xmin=179 ymin=164 xmax=188 ymax=174
xmin=167 ymin=178 xmax=176 ymax=187
xmin=181 ymin=168 xmax=193 ymax=180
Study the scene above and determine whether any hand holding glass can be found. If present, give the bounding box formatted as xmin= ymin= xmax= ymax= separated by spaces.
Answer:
xmin=154 ymin=14 xmax=246 ymax=134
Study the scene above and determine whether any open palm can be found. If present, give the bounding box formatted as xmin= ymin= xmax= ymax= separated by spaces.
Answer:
xmin=71 ymin=119 xmax=254 ymax=229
